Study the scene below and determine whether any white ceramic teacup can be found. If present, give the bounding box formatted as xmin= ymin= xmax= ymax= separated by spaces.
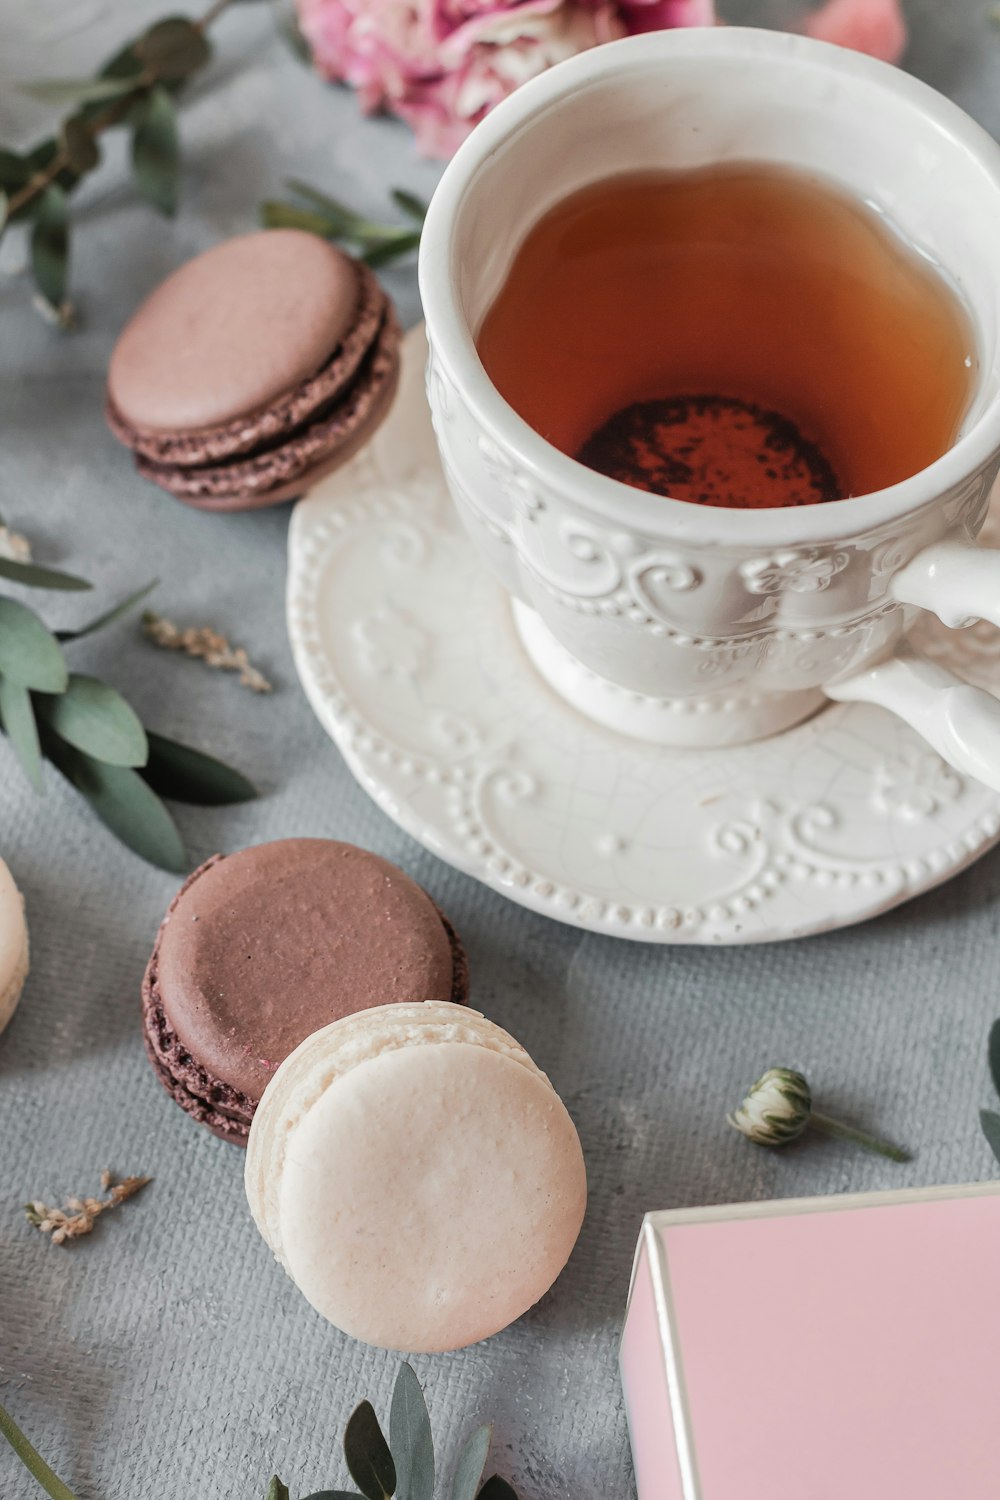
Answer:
xmin=419 ymin=27 xmax=1000 ymax=789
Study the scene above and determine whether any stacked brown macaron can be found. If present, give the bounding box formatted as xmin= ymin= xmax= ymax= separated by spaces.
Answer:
xmin=142 ymin=839 xmax=468 ymax=1144
xmin=106 ymin=230 xmax=400 ymax=511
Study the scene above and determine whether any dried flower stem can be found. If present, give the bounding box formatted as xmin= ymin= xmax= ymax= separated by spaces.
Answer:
xmin=0 ymin=1401 xmax=78 ymax=1500
xmin=142 ymin=610 xmax=273 ymax=692
xmin=25 ymin=1173 xmax=151 ymax=1245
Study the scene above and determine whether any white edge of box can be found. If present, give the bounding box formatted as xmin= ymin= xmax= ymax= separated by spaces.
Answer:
xmin=620 ymin=1180 xmax=1000 ymax=1500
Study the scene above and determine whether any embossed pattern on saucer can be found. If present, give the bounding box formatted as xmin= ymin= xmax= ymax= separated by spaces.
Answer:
xmin=287 ymin=328 xmax=1000 ymax=944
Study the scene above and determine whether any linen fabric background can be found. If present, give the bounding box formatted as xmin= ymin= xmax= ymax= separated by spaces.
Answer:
xmin=2 ymin=2 xmax=999 ymax=1496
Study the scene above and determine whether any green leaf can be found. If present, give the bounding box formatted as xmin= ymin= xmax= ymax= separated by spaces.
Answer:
xmin=132 ymin=86 xmax=179 ymax=217
xmin=135 ymin=17 xmax=212 ymax=82
xmin=0 ymin=598 xmax=68 ymax=691
xmin=285 ymin=179 xmax=367 ymax=232
xmin=44 ymin=736 xmax=186 ymax=871
xmin=0 ymin=556 xmax=91 ymax=591
xmin=477 ymin=1479 xmax=518 ymax=1500
xmin=988 ymin=1019 xmax=1000 ymax=1101
xmin=345 ymin=1401 xmax=397 ymax=1500
xmin=142 ymin=730 xmax=257 ymax=806
xmin=362 ymin=232 xmax=422 ymax=270
xmin=391 ymin=189 xmax=428 ymax=224
xmin=0 ymin=188 xmax=8 ymax=241
xmin=30 ymin=184 xmax=70 ymax=311
xmin=56 ymin=580 xmax=157 ymax=640
xmin=981 ymin=1108 xmax=1000 ymax=1167
xmin=260 ymin=200 xmax=344 ymax=238
xmin=18 ymin=76 xmax=135 ymax=105
xmin=0 ymin=676 xmax=44 ymax=793
xmin=286 ymin=180 xmax=410 ymax=245
xmin=35 ymin=674 xmax=147 ymax=767
xmin=98 ymin=35 xmax=146 ymax=82
xmin=452 ymin=1426 xmax=491 ymax=1500
xmin=0 ymin=149 xmax=29 ymax=191
xmin=390 ymin=1364 xmax=434 ymax=1500
xmin=60 ymin=116 xmax=100 ymax=175
xmin=0 ymin=1398 xmax=79 ymax=1500
xmin=265 ymin=1480 xmax=290 ymax=1500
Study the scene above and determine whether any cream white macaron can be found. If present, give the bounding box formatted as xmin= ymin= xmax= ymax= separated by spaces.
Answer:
xmin=246 ymin=1001 xmax=587 ymax=1352
xmin=0 ymin=858 xmax=29 ymax=1035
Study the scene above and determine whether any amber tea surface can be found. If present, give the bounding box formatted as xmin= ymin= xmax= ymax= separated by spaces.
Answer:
xmin=476 ymin=164 xmax=976 ymax=508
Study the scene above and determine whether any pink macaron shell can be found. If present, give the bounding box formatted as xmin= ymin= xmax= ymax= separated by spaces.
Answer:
xmin=108 ymin=230 xmax=361 ymax=433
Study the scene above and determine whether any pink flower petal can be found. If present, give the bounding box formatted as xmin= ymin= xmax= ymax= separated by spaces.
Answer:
xmin=803 ymin=0 xmax=907 ymax=64
xmin=620 ymin=0 xmax=714 ymax=31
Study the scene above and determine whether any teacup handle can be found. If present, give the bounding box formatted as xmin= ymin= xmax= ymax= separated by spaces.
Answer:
xmin=827 ymin=643 xmax=1000 ymax=792
xmin=890 ymin=536 xmax=1000 ymax=629
xmin=825 ymin=537 xmax=1000 ymax=792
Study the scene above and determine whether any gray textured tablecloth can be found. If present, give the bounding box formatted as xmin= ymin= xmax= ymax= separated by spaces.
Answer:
xmin=3 ymin=3 xmax=1000 ymax=1497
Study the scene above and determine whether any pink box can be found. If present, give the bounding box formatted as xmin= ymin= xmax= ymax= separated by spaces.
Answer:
xmin=620 ymin=1183 xmax=1000 ymax=1499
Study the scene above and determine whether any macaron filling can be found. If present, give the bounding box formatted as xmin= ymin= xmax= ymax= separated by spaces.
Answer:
xmin=130 ymin=307 xmax=399 ymax=504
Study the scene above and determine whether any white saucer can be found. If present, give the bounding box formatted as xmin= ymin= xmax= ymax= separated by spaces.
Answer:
xmin=287 ymin=328 xmax=1000 ymax=943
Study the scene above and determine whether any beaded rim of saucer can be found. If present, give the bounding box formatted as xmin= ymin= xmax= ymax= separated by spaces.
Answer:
xmin=286 ymin=327 xmax=1000 ymax=944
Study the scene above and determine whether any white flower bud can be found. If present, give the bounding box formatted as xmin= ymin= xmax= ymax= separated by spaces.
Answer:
xmin=728 ymin=1067 xmax=812 ymax=1147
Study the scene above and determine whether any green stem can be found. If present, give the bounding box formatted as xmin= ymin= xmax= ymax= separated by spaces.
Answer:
xmin=0 ymin=1399 xmax=79 ymax=1500
xmin=810 ymin=1111 xmax=911 ymax=1164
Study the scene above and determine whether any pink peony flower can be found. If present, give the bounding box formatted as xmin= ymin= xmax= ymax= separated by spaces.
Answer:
xmin=803 ymin=0 xmax=908 ymax=64
xmin=295 ymin=0 xmax=709 ymax=156
xmin=296 ymin=0 xmax=907 ymax=159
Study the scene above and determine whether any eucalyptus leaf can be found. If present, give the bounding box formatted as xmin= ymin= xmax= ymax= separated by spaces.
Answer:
xmin=23 ymin=137 xmax=82 ymax=200
xmin=451 ymin=1425 xmax=491 ymax=1500
xmin=0 ymin=598 xmax=68 ymax=692
xmin=390 ymin=1364 xmax=434 ymax=1500
xmin=135 ymin=17 xmax=212 ymax=81
xmin=60 ymin=116 xmax=100 ymax=175
xmin=391 ymin=189 xmax=428 ymax=224
xmin=0 ymin=556 xmax=91 ymax=591
xmin=260 ymin=201 xmax=344 ymax=238
xmin=265 ymin=1479 xmax=291 ymax=1500
xmin=362 ymin=232 xmax=421 ymax=269
xmin=56 ymin=580 xmax=157 ymax=640
xmin=0 ymin=676 xmax=44 ymax=793
xmin=43 ymin=735 xmax=186 ymax=871
xmin=30 ymin=183 xmax=70 ymax=310
xmin=18 ymin=75 xmax=135 ymax=105
xmin=981 ymin=1108 xmax=1000 ymax=1168
xmin=98 ymin=34 xmax=147 ymax=82
xmin=988 ymin=1018 xmax=1000 ymax=1101
xmin=344 ymin=1400 xmax=396 ymax=1500
xmin=0 ymin=149 xmax=29 ymax=191
xmin=142 ymin=730 xmax=257 ymax=806
xmin=477 ymin=1478 xmax=518 ymax=1500
xmin=285 ymin=180 xmax=408 ymax=245
xmin=132 ymin=86 xmax=179 ymax=217
xmin=0 ymin=189 xmax=8 ymax=240
xmin=35 ymin=674 xmax=147 ymax=767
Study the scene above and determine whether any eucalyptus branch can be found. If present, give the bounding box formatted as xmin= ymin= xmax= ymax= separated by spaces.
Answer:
xmin=0 ymin=537 xmax=258 ymax=871
xmin=0 ymin=0 xmax=249 ymax=318
xmin=1 ymin=1362 xmax=521 ymax=1500
xmin=261 ymin=181 xmax=427 ymax=268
